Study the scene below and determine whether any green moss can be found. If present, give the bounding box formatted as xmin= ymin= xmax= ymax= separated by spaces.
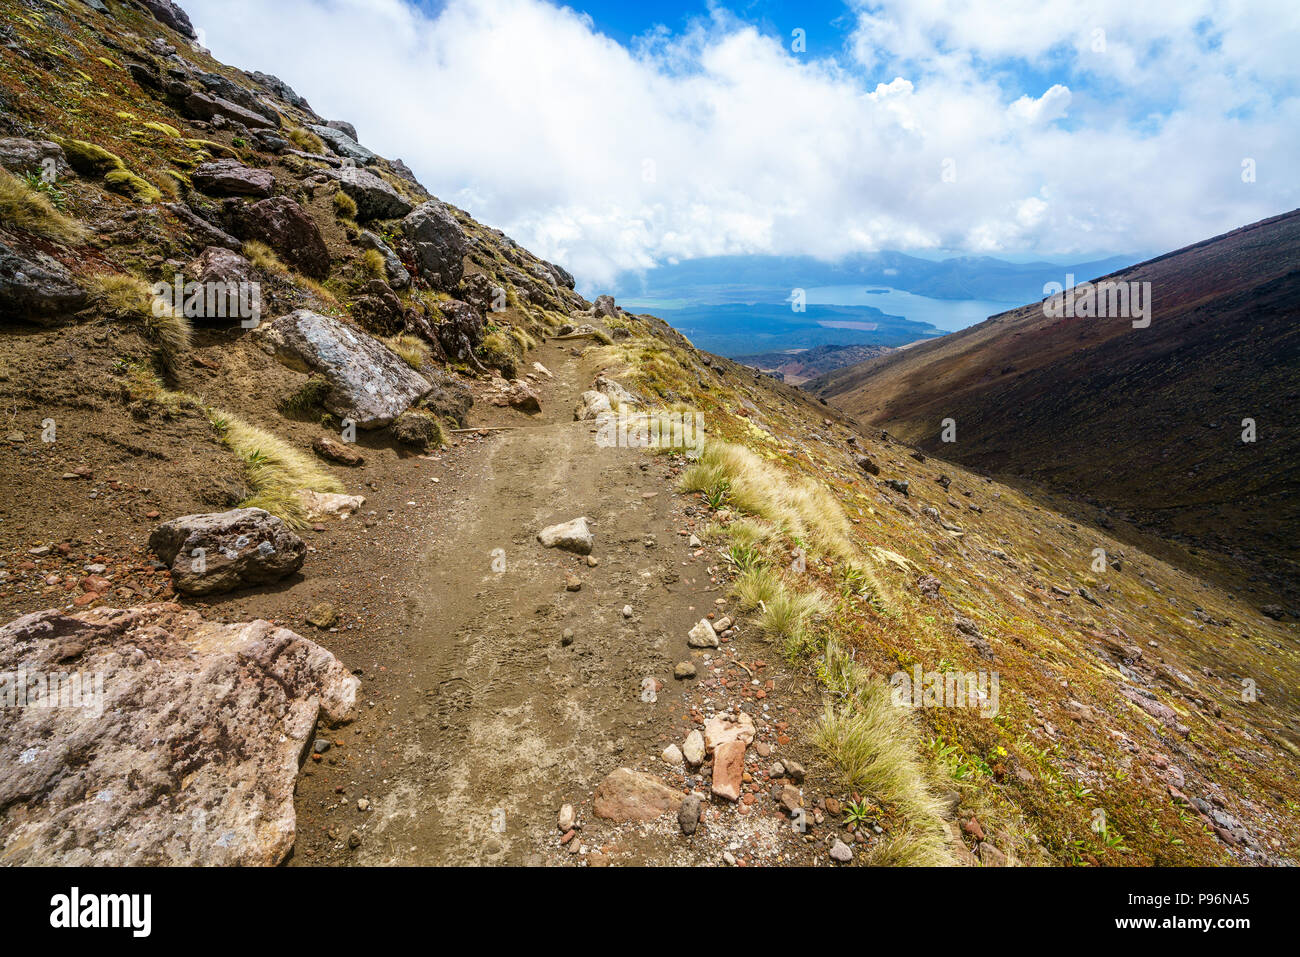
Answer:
xmin=59 ymin=138 xmax=126 ymax=176
xmin=104 ymin=169 xmax=161 ymax=203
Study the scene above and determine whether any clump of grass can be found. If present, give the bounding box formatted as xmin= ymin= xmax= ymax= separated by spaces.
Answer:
xmin=813 ymin=641 xmax=950 ymax=865
xmin=210 ymin=410 xmax=343 ymax=527
xmin=86 ymin=272 xmax=191 ymax=366
xmin=244 ymin=240 xmax=288 ymax=274
xmin=385 ymin=334 xmax=429 ymax=370
xmin=86 ymin=272 xmax=152 ymax=318
xmin=287 ymin=127 xmax=326 ymax=154
xmin=332 ymin=189 xmax=358 ymax=219
xmin=681 ymin=439 xmax=853 ymax=558
xmin=359 ymin=248 xmax=386 ymax=281
xmin=509 ymin=326 xmax=537 ymax=352
xmin=141 ymin=121 xmax=182 ymax=138
xmin=479 ymin=329 xmax=518 ymax=377
xmin=0 ymin=167 xmax=87 ymax=243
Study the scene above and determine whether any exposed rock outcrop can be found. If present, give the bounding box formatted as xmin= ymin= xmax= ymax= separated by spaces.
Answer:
xmin=0 ymin=603 xmax=358 ymax=865
xmin=257 ymin=309 xmax=432 ymax=428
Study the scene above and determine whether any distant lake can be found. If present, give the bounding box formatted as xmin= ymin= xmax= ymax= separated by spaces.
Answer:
xmin=803 ymin=285 xmax=1015 ymax=332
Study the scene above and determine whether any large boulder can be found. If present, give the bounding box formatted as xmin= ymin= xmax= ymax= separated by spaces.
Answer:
xmin=192 ymin=158 xmax=274 ymax=197
xmin=402 ymin=200 xmax=468 ymax=290
xmin=139 ymin=0 xmax=197 ymax=39
xmin=307 ymin=124 xmax=377 ymax=165
xmin=545 ymin=260 xmax=576 ymax=289
xmin=148 ymin=507 xmax=307 ymax=595
xmin=258 ymin=309 xmax=432 ymax=428
xmin=0 ymin=240 xmax=88 ymax=324
xmin=234 ymin=196 xmax=330 ymax=279
xmin=0 ymin=603 xmax=357 ymax=865
xmin=181 ymin=91 xmax=279 ymax=130
xmin=250 ymin=71 xmax=313 ymax=111
xmin=325 ymin=166 xmax=411 ymax=221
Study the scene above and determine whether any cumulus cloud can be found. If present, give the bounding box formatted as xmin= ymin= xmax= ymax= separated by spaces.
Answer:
xmin=184 ymin=0 xmax=1300 ymax=290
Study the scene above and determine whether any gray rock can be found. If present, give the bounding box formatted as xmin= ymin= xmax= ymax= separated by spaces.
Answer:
xmin=0 ymin=241 xmax=88 ymax=324
xmin=678 ymin=794 xmax=702 ymax=835
xmin=830 ymin=839 xmax=853 ymax=862
xmin=687 ymin=619 xmax=720 ymax=648
xmin=593 ymin=294 xmax=617 ymax=318
xmin=326 ymin=166 xmax=411 ymax=221
xmin=307 ymin=124 xmax=377 ymax=165
xmin=326 ymin=120 xmax=359 ymax=141
xmin=140 ymin=0 xmax=197 ymax=39
xmin=402 ymin=200 xmax=467 ymax=290
xmin=164 ymin=203 xmax=242 ymax=251
xmin=148 ymin=507 xmax=307 ymax=596
xmin=537 ymin=517 xmax=594 ymax=555
xmin=574 ymin=390 xmax=612 ymax=421
xmin=182 ymin=91 xmax=278 ymax=130
xmin=250 ymin=71 xmax=313 ymax=111
xmin=0 ymin=137 xmax=70 ymax=177
xmin=0 ymin=603 xmax=357 ymax=865
xmin=257 ymin=310 xmax=432 ymax=428
xmin=358 ymin=230 xmax=410 ymax=289
xmin=188 ymin=245 xmax=254 ymax=286
xmin=192 ymin=158 xmax=274 ymax=197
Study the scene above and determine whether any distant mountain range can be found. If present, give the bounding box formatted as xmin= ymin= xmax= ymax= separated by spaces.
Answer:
xmin=810 ymin=210 xmax=1300 ymax=600
xmin=613 ymin=250 xmax=1139 ymax=306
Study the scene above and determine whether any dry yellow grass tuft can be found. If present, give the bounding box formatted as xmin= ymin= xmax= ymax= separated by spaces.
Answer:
xmin=0 ymin=167 xmax=88 ymax=243
xmin=210 ymin=410 xmax=343 ymax=527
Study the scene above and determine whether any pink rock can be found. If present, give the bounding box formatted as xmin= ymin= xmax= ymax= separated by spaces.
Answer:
xmin=711 ymin=740 xmax=746 ymax=802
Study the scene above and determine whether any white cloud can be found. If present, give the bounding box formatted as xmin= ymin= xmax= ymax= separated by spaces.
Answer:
xmin=183 ymin=0 xmax=1300 ymax=290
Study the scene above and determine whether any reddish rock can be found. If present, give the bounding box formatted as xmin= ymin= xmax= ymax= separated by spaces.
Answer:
xmin=711 ymin=740 xmax=746 ymax=802
xmin=593 ymin=768 xmax=683 ymax=822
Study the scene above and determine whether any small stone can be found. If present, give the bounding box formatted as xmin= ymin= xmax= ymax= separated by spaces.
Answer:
xmin=557 ymin=803 xmax=575 ymax=832
xmin=678 ymin=795 xmax=702 ymax=835
xmin=565 ymin=574 xmax=582 ymax=592
xmin=674 ymin=661 xmax=697 ymax=679
xmin=662 ymin=744 xmax=683 ymax=765
xmin=682 ymin=729 xmax=705 ymax=767
xmin=782 ymin=758 xmax=806 ymax=783
xmin=561 ymin=628 xmax=574 ymax=646
xmin=357 ymin=798 xmax=370 ymax=812
xmin=830 ymin=839 xmax=853 ymax=863
xmin=687 ymin=619 xmax=719 ymax=648
xmin=305 ymin=602 xmax=338 ymax=629
xmin=347 ymin=830 xmax=362 ymax=849
xmin=586 ymin=555 xmax=600 ymax=567
xmin=622 ymin=604 xmax=633 ymax=618
xmin=313 ymin=738 xmax=331 ymax=754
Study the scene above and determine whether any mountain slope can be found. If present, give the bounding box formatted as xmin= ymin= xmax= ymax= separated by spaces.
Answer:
xmin=0 ymin=0 xmax=1296 ymax=870
xmin=810 ymin=211 xmax=1300 ymax=605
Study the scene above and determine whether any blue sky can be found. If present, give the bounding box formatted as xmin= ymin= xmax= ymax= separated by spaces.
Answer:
xmin=187 ymin=0 xmax=1300 ymax=287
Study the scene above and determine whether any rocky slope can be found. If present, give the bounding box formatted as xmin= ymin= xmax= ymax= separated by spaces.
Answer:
xmin=809 ymin=212 xmax=1300 ymax=608
xmin=0 ymin=0 xmax=1296 ymax=868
